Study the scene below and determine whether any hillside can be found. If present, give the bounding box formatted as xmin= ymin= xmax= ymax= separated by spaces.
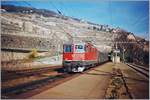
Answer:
xmin=1 ymin=4 xmax=149 ymax=69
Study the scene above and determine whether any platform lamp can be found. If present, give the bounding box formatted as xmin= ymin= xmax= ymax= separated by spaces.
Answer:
xmin=123 ymin=47 xmax=126 ymax=63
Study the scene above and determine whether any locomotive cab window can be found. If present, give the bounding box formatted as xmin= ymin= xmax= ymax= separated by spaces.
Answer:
xmin=75 ymin=45 xmax=83 ymax=49
xmin=64 ymin=45 xmax=72 ymax=52
xmin=74 ymin=44 xmax=85 ymax=53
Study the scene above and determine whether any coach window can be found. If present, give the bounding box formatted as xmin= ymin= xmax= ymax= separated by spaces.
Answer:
xmin=64 ymin=45 xmax=72 ymax=52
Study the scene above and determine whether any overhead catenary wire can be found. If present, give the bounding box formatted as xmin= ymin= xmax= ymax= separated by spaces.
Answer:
xmin=48 ymin=1 xmax=88 ymax=43
xmin=132 ymin=16 xmax=149 ymax=33
xmin=58 ymin=1 xmax=68 ymax=16
xmin=22 ymin=1 xmax=147 ymax=44
xmin=57 ymin=1 xmax=82 ymax=36
xmin=127 ymin=7 xmax=149 ymax=42
xmin=130 ymin=5 xmax=148 ymax=27
xmin=46 ymin=1 xmax=73 ymax=38
xmin=23 ymin=1 xmax=34 ymax=8
xmin=108 ymin=0 xmax=116 ymax=48
xmin=57 ymin=1 xmax=145 ymax=45
xmin=49 ymin=1 xmax=63 ymax=15
xmin=22 ymin=1 xmax=73 ymax=42
xmin=59 ymin=1 xmax=84 ymax=20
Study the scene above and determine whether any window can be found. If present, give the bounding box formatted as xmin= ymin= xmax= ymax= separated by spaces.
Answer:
xmin=75 ymin=45 xmax=83 ymax=49
xmin=64 ymin=45 xmax=72 ymax=52
xmin=75 ymin=45 xmax=85 ymax=53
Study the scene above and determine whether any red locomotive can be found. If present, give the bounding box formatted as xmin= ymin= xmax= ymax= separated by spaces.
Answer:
xmin=63 ymin=42 xmax=108 ymax=72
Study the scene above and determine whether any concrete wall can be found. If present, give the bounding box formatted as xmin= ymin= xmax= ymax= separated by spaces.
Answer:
xmin=1 ymin=55 xmax=62 ymax=71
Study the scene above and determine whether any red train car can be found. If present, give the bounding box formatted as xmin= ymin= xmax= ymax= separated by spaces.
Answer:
xmin=63 ymin=42 xmax=108 ymax=72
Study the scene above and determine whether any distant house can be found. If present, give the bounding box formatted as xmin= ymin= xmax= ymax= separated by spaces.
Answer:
xmin=127 ymin=33 xmax=136 ymax=40
xmin=135 ymin=36 xmax=145 ymax=42
xmin=80 ymin=19 xmax=87 ymax=23
xmin=143 ymin=42 xmax=149 ymax=52
xmin=1 ymin=8 xmax=6 ymax=13
xmin=112 ymin=27 xmax=123 ymax=33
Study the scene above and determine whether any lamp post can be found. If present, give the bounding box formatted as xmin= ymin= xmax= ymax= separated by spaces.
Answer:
xmin=123 ymin=47 xmax=125 ymax=63
xmin=123 ymin=47 xmax=124 ymax=63
xmin=115 ymin=42 xmax=117 ymax=64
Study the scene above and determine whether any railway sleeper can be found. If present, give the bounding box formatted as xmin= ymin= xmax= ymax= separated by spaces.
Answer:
xmin=105 ymin=68 xmax=132 ymax=99
xmin=1 ymin=74 xmax=67 ymax=96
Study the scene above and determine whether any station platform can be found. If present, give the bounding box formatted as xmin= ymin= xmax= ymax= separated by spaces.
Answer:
xmin=30 ymin=62 xmax=114 ymax=99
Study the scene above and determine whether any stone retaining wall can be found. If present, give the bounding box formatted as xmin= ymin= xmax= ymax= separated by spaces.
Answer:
xmin=1 ymin=51 xmax=28 ymax=62
xmin=1 ymin=34 xmax=59 ymax=51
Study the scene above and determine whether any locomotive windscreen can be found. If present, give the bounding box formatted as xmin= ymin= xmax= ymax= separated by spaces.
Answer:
xmin=64 ymin=45 xmax=72 ymax=52
xmin=74 ymin=44 xmax=85 ymax=53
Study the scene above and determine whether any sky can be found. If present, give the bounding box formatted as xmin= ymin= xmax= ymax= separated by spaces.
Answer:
xmin=2 ymin=0 xmax=149 ymax=38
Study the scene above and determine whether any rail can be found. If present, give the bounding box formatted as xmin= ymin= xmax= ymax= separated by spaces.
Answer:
xmin=126 ymin=63 xmax=149 ymax=79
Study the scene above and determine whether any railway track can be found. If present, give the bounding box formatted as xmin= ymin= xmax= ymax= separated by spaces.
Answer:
xmin=2 ymin=66 xmax=65 ymax=99
xmin=1 ymin=73 xmax=74 ymax=99
xmin=2 ymin=66 xmax=62 ymax=82
xmin=131 ymin=63 xmax=149 ymax=71
xmin=126 ymin=63 xmax=149 ymax=79
xmin=1 ymin=68 xmax=79 ymax=99
xmin=2 ymin=62 xmax=108 ymax=99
